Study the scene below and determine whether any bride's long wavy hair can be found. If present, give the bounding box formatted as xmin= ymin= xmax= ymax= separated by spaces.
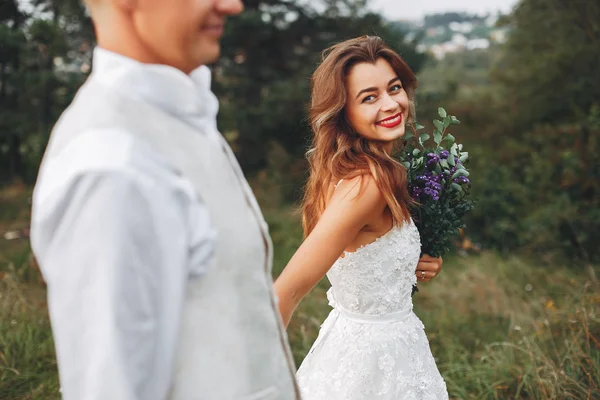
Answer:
xmin=302 ymin=36 xmax=418 ymax=237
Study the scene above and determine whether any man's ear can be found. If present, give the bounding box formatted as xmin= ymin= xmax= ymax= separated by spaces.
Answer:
xmin=114 ymin=0 xmax=137 ymax=12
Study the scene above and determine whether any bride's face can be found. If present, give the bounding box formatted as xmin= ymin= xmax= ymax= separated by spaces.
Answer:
xmin=344 ymin=58 xmax=409 ymax=145
xmin=130 ymin=0 xmax=243 ymax=73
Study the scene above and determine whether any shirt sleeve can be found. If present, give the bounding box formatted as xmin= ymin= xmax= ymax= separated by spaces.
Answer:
xmin=32 ymin=169 xmax=193 ymax=400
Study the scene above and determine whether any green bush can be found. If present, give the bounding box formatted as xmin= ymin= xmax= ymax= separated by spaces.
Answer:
xmin=466 ymin=109 xmax=600 ymax=264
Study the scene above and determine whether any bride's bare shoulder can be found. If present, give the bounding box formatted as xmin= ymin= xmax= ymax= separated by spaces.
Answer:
xmin=329 ymin=174 xmax=386 ymax=215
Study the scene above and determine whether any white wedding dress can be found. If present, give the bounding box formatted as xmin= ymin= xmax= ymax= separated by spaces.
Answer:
xmin=296 ymin=218 xmax=449 ymax=399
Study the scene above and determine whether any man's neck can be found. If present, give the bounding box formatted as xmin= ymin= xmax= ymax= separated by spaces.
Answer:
xmin=91 ymin=9 xmax=189 ymax=73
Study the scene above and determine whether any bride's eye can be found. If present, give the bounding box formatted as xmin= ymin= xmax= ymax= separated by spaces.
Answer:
xmin=362 ymin=95 xmax=376 ymax=103
xmin=390 ymin=84 xmax=403 ymax=92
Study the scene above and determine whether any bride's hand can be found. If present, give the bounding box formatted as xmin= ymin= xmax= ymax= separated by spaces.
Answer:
xmin=416 ymin=255 xmax=442 ymax=282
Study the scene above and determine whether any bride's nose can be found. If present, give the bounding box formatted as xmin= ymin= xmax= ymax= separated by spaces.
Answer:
xmin=380 ymin=92 xmax=399 ymax=113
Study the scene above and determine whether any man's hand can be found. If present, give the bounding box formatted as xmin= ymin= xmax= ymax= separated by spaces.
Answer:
xmin=415 ymin=254 xmax=442 ymax=283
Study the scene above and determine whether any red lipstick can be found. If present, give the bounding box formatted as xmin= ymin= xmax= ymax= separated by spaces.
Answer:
xmin=376 ymin=112 xmax=402 ymax=128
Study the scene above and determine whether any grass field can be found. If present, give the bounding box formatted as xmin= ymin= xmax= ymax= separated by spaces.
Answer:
xmin=1 ymin=183 xmax=599 ymax=399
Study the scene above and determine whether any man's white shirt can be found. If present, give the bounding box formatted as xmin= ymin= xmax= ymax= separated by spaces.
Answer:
xmin=30 ymin=48 xmax=220 ymax=400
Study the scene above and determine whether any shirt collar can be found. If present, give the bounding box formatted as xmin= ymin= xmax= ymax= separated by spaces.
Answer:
xmin=90 ymin=47 xmax=218 ymax=120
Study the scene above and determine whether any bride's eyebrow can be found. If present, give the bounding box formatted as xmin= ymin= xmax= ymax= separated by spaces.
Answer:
xmin=355 ymin=86 xmax=377 ymax=99
xmin=355 ymin=77 xmax=401 ymax=99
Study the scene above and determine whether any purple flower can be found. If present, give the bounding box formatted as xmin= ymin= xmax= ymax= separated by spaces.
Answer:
xmin=426 ymin=153 xmax=440 ymax=169
xmin=440 ymin=150 xmax=449 ymax=159
xmin=410 ymin=170 xmax=446 ymax=202
xmin=453 ymin=176 xmax=470 ymax=185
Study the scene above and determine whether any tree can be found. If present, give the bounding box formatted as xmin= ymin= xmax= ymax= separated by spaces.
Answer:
xmin=493 ymin=0 xmax=600 ymax=130
xmin=0 ymin=0 xmax=92 ymax=183
xmin=464 ymin=0 xmax=600 ymax=264
xmin=0 ymin=0 xmax=424 ymax=188
xmin=215 ymin=0 xmax=425 ymax=175
xmin=0 ymin=0 xmax=27 ymax=181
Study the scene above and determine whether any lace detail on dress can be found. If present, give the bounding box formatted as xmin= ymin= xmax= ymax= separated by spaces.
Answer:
xmin=327 ymin=220 xmax=421 ymax=315
xmin=296 ymin=218 xmax=448 ymax=400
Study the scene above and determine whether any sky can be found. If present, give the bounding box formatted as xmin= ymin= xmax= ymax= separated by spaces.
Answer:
xmin=369 ymin=0 xmax=520 ymax=20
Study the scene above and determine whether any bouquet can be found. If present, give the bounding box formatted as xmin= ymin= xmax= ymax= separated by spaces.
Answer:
xmin=399 ymin=107 xmax=475 ymax=259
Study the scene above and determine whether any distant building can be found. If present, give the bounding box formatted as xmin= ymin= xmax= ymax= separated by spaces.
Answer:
xmin=398 ymin=11 xmax=509 ymax=59
xmin=449 ymin=21 xmax=473 ymax=34
xmin=490 ymin=29 xmax=508 ymax=43
xmin=451 ymin=34 xmax=468 ymax=46
xmin=429 ymin=42 xmax=463 ymax=60
xmin=466 ymin=38 xmax=490 ymax=50
xmin=426 ymin=26 xmax=445 ymax=38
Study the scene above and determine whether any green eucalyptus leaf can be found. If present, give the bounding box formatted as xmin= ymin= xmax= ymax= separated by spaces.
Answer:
xmin=440 ymin=159 xmax=449 ymax=169
xmin=433 ymin=120 xmax=444 ymax=132
xmin=401 ymin=161 xmax=410 ymax=169
xmin=445 ymin=133 xmax=455 ymax=144
xmin=434 ymin=131 xmax=442 ymax=144
xmin=448 ymin=153 xmax=456 ymax=166
xmin=413 ymin=148 xmax=421 ymax=156
xmin=420 ymin=133 xmax=430 ymax=142
xmin=451 ymin=169 xmax=470 ymax=179
xmin=438 ymin=107 xmax=447 ymax=118
xmin=451 ymin=116 xmax=460 ymax=124
xmin=443 ymin=117 xmax=451 ymax=129
xmin=415 ymin=123 xmax=425 ymax=130
xmin=451 ymin=143 xmax=459 ymax=156
xmin=451 ymin=183 xmax=463 ymax=193
xmin=460 ymin=152 xmax=469 ymax=162
xmin=404 ymin=131 xmax=414 ymax=140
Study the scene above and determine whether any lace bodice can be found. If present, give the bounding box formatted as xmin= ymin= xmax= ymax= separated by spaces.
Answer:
xmin=326 ymin=218 xmax=421 ymax=316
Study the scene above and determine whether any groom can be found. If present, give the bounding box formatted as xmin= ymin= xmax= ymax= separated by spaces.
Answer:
xmin=30 ymin=0 xmax=299 ymax=399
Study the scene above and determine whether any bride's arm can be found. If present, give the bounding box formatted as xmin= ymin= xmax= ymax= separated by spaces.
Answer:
xmin=274 ymin=175 xmax=386 ymax=327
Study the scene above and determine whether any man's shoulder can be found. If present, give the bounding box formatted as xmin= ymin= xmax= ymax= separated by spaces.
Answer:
xmin=52 ymin=78 xmax=141 ymax=138
xmin=35 ymin=76 xmax=196 ymax=206
xmin=36 ymin=126 xmax=180 ymax=202
xmin=45 ymin=77 xmax=177 ymax=180
xmin=49 ymin=127 xmax=153 ymax=171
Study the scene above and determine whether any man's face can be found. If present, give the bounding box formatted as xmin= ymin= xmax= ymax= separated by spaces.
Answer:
xmin=131 ymin=0 xmax=243 ymax=73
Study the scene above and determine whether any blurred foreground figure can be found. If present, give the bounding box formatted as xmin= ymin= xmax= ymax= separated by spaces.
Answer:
xmin=30 ymin=0 xmax=299 ymax=399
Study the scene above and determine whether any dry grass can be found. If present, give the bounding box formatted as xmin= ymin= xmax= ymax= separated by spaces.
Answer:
xmin=1 ymin=185 xmax=598 ymax=399
xmin=266 ymin=207 xmax=600 ymax=399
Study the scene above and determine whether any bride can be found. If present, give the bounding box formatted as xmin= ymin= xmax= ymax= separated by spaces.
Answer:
xmin=274 ymin=36 xmax=449 ymax=399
